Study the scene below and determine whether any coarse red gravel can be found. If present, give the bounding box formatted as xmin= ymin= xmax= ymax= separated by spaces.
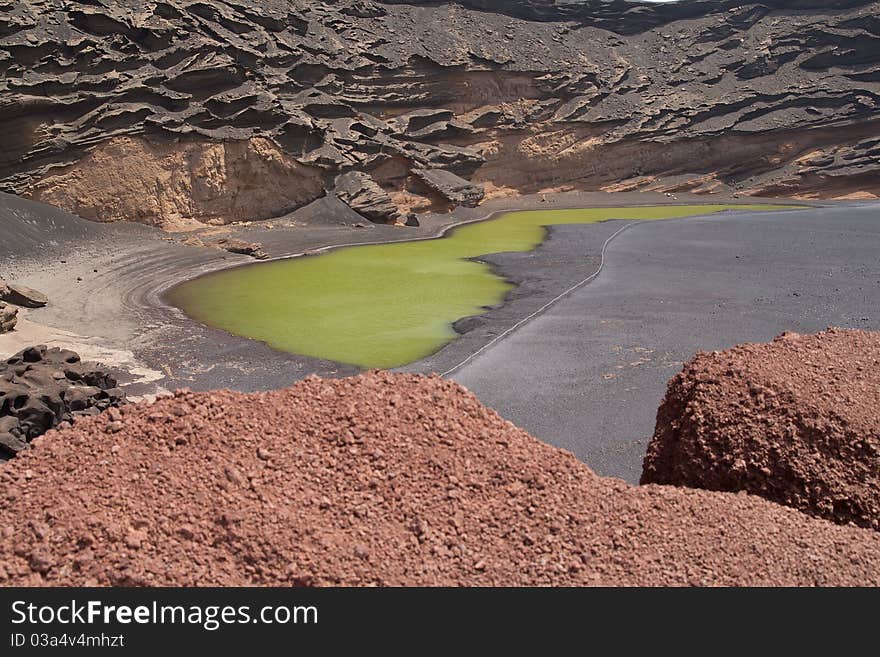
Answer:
xmin=1 ymin=371 xmax=878 ymax=586
xmin=642 ymin=328 xmax=880 ymax=531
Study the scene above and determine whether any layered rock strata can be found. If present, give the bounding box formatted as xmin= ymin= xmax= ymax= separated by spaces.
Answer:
xmin=1 ymin=1 xmax=878 ymax=228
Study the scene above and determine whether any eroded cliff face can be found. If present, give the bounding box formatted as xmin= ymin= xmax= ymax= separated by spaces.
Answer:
xmin=28 ymin=136 xmax=324 ymax=229
xmin=1 ymin=0 xmax=878 ymax=227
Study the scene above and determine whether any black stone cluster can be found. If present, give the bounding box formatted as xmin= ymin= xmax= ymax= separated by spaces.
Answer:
xmin=0 ymin=345 xmax=127 ymax=460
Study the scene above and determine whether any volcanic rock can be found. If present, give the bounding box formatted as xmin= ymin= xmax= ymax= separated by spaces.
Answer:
xmin=334 ymin=171 xmax=400 ymax=223
xmin=0 ymin=345 xmax=127 ymax=460
xmin=342 ymin=1 xmax=387 ymax=19
xmin=0 ymin=281 xmax=48 ymax=308
xmin=1 ymin=372 xmax=877 ymax=587
xmin=213 ymin=238 xmax=269 ymax=260
xmin=0 ymin=302 xmax=16 ymax=333
xmin=1 ymin=1 xmax=878 ymax=228
xmin=642 ymin=329 xmax=880 ymax=531
xmin=22 ymin=137 xmax=326 ymax=230
xmin=392 ymin=109 xmax=472 ymax=140
xmin=413 ymin=168 xmax=485 ymax=207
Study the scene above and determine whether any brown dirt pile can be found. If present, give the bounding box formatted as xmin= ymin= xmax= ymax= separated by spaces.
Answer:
xmin=1 ymin=372 xmax=878 ymax=587
xmin=642 ymin=329 xmax=880 ymax=531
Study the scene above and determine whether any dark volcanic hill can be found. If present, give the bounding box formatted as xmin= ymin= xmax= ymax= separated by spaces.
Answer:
xmin=1 ymin=0 xmax=879 ymax=228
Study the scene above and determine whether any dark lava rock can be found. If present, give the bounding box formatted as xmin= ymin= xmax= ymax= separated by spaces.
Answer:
xmin=342 ymin=1 xmax=387 ymax=19
xmin=0 ymin=281 xmax=48 ymax=308
xmin=334 ymin=171 xmax=400 ymax=223
xmin=453 ymin=314 xmax=486 ymax=335
xmin=0 ymin=345 xmax=127 ymax=460
xmin=391 ymin=109 xmax=472 ymax=140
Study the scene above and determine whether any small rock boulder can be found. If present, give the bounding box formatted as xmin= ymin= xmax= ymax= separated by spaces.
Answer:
xmin=0 ymin=281 xmax=48 ymax=308
xmin=213 ymin=238 xmax=269 ymax=260
xmin=413 ymin=168 xmax=484 ymax=207
xmin=341 ymin=0 xmax=386 ymax=18
xmin=334 ymin=171 xmax=400 ymax=223
xmin=0 ymin=302 xmax=16 ymax=333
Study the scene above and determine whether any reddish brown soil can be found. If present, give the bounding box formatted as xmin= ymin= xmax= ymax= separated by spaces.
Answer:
xmin=642 ymin=329 xmax=880 ymax=531
xmin=1 ymin=372 xmax=878 ymax=587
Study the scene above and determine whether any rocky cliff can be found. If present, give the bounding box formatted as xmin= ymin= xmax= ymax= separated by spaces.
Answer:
xmin=2 ymin=0 xmax=878 ymax=228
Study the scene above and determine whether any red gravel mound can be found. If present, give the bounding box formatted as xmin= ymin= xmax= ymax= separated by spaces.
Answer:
xmin=642 ymin=329 xmax=880 ymax=531
xmin=1 ymin=372 xmax=878 ymax=586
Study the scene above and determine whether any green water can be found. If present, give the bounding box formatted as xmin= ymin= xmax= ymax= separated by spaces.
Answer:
xmin=168 ymin=205 xmax=786 ymax=369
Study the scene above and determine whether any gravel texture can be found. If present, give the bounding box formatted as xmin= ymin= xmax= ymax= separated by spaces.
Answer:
xmin=1 ymin=372 xmax=877 ymax=586
xmin=642 ymin=328 xmax=880 ymax=531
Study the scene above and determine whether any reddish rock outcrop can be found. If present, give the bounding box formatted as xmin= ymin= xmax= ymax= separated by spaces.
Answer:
xmin=642 ymin=329 xmax=880 ymax=531
xmin=1 ymin=372 xmax=877 ymax=587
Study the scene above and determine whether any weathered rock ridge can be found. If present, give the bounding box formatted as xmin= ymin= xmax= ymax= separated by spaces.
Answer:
xmin=1 ymin=0 xmax=878 ymax=228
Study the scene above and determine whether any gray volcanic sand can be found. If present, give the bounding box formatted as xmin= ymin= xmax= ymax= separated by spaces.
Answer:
xmin=449 ymin=203 xmax=880 ymax=482
xmin=2 ymin=189 xmax=764 ymax=394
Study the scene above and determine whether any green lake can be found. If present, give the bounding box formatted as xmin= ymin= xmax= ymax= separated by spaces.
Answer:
xmin=167 ymin=204 xmax=786 ymax=369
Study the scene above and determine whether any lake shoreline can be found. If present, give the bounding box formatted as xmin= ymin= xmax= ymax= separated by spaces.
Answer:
xmin=167 ymin=205 xmax=791 ymax=370
xmin=1 ymin=190 xmax=821 ymax=396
